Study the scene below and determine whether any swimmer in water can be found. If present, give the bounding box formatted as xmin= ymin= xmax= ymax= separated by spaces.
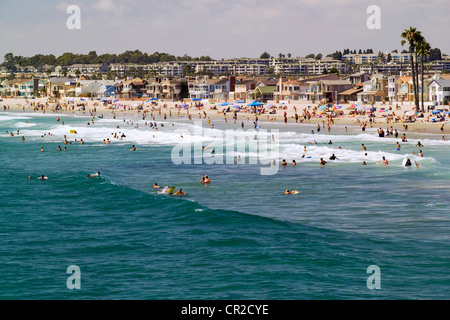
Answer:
xmin=87 ymin=172 xmax=101 ymax=178
xmin=416 ymin=141 xmax=424 ymax=147
xmin=173 ymin=189 xmax=187 ymax=196
xmin=362 ymin=161 xmax=367 ymax=166
xmin=41 ymin=146 xmax=44 ymax=152
xmin=281 ymin=159 xmax=287 ymax=166
xmin=418 ymin=150 xmax=423 ymax=157
xmin=153 ymin=183 xmax=161 ymax=189
xmin=131 ymin=145 xmax=136 ymax=151
xmin=396 ymin=142 xmax=401 ymax=151
xmin=381 ymin=156 xmax=389 ymax=166
xmin=405 ymin=159 xmax=412 ymax=167
xmin=38 ymin=175 xmax=48 ymax=180
xmin=292 ymin=160 xmax=296 ymax=166
xmin=319 ymin=158 xmax=327 ymax=166
xmin=285 ymin=189 xmax=296 ymax=195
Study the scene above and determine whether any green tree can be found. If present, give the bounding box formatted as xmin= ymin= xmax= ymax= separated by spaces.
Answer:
xmin=401 ymin=27 xmax=421 ymax=112
xmin=315 ymin=53 xmax=322 ymax=60
xmin=417 ymin=39 xmax=431 ymax=111
xmin=260 ymin=52 xmax=271 ymax=59
xmin=305 ymin=53 xmax=315 ymax=59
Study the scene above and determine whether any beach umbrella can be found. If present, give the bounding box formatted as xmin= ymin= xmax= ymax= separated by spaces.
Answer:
xmin=432 ymin=110 xmax=442 ymax=114
xmin=151 ymin=97 xmax=158 ymax=101
xmin=192 ymin=98 xmax=201 ymax=101
xmin=113 ymin=99 xmax=119 ymax=103
xmin=80 ymin=98 xmax=86 ymax=101
xmin=218 ymin=102 xmax=233 ymax=106
xmin=233 ymin=105 xmax=242 ymax=108
xmin=237 ymin=100 xmax=245 ymax=103
xmin=247 ymin=101 xmax=264 ymax=107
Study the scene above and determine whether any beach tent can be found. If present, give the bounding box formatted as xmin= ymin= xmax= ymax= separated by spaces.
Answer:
xmin=247 ymin=101 xmax=264 ymax=107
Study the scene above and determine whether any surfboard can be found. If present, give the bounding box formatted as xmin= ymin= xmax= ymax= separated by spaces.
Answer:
xmin=167 ymin=187 xmax=176 ymax=194
xmin=292 ymin=191 xmax=300 ymax=194
xmin=70 ymin=130 xmax=77 ymax=134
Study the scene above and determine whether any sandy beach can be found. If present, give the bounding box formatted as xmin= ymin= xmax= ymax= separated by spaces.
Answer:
xmin=1 ymin=97 xmax=448 ymax=135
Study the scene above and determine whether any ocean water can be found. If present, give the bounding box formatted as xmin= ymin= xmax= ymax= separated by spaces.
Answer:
xmin=0 ymin=110 xmax=449 ymax=300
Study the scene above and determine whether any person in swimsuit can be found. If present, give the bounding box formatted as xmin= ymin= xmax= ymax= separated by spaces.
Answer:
xmin=173 ymin=189 xmax=187 ymax=195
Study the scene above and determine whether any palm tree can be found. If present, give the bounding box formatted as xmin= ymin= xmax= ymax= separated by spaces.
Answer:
xmin=401 ymin=27 xmax=421 ymax=112
xmin=417 ymin=39 xmax=431 ymax=112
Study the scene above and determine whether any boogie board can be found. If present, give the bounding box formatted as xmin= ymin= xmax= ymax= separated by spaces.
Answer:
xmin=70 ymin=130 xmax=77 ymax=134
xmin=291 ymin=191 xmax=300 ymax=194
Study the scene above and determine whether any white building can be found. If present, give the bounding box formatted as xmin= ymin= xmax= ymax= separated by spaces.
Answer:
xmin=428 ymin=79 xmax=450 ymax=105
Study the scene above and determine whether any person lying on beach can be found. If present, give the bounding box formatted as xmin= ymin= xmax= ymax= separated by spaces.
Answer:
xmin=87 ymin=172 xmax=100 ymax=178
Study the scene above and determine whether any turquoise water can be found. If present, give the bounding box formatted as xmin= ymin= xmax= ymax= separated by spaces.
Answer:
xmin=0 ymin=111 xmax=449 ymax=299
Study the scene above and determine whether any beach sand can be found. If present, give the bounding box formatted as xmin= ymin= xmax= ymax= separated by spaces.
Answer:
xmin=1 ymin=97 xmax=448 ymax=135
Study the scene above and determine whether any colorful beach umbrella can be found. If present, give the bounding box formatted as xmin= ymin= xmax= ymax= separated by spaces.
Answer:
xmin=237 ymin=100 xmax=245 ymax=103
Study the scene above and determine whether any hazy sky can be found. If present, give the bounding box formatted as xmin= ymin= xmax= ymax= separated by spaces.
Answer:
xmin=0 ymin=0 xmax=449 ymax=62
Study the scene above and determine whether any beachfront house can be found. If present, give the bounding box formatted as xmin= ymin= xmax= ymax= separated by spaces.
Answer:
xmin=160 ymin=78 xmax=182 ymax=100
xmin=395 ymin=76 xmax=413 ymax=103
xmin=252 ymin=86 xmax=276 ymax=102
xmin=357 ymin=73 xmax=389 ymax=104
xmin=428 ymin=79 xmax=450 ymax=106
xmin=274 ymin=79 xmax=302 ymax=102
xmin=318 ymin=79 xmax=352 ymax=103
xmin=344 ymin=72 xmax=371 ymax=85
xmin=49 ymin=77 xmax=77 ymax=98
xmin=387 ymin=75 xmax=400 ymax=104
xmin=233 ymin=79 xmax=258 ymax=101
xmin=338 ymin=84 xmax=364 ymax=103
xmin=189 ymin=77 xmax=231 ymax=100
xmin=115 ymin=78 xmax=147 ymax=99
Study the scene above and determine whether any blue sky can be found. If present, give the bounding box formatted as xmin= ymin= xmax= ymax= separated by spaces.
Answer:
xmin=0 ymin=0 xmax=449 ymax=62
